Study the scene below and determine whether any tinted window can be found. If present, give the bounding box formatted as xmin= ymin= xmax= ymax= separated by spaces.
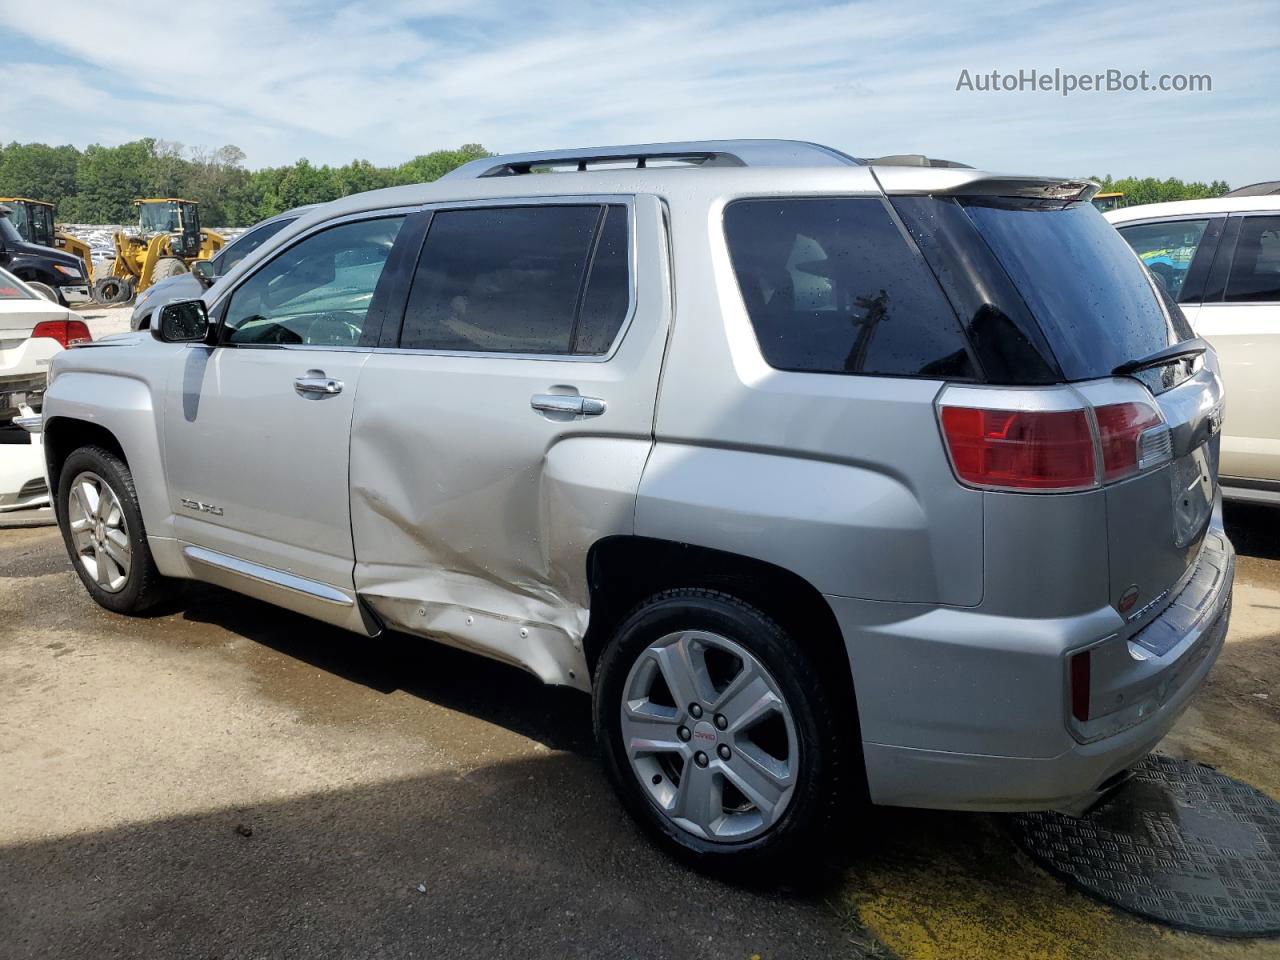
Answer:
xmin=724 ymin=198 xmax=975 ymax=378
xmin=223 ymin=216 xmax=403 ymax=346
xmin=1225 ymin=216 xmax=1280 ymax=302
xmin=217 ymin=217 xmax=295 ymax=276
xmin=400 ymin=205 xmax=629 ymax=355
xmin=961 ymin=199 xmax=1193 ymax=381
xmin=1117 ymin=219 xmax=1209 ymax=300
xmin=573 ymin=205 xmax=630 ymax=355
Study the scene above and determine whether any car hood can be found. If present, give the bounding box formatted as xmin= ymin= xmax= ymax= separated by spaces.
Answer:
xmin=10 ymin=239 xmax=82 ymax=271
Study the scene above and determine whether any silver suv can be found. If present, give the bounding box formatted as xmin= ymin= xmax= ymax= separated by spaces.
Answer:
xmin=41 ymin=141 xmax=1234 ymax=868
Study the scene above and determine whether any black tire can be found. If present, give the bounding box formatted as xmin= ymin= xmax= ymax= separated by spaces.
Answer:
xmin=24 ymin=280 xmax=61 ymax=304
xmin=56 ymin=445 xmax=174 ymax=614
xmin=151 ymin=257 xmax=187 ymax=282
xmin=594 ymin=588 xmax=852 ymax=871
xmin=92 ymin=275 xmax=134 ymax=305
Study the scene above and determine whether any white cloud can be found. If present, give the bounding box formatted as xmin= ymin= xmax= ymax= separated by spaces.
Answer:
xmin=3 ymin=0 xmax=1277 ymax=184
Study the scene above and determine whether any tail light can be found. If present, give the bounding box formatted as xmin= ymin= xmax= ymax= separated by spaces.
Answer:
xmin=938 ymin=390 xmax=1170 ymax=492
xmin=1094 ymin=402 xmax=1169 ymax=482
xmin=31 ymin=319 xmax=92 ymax=348
xmin=940 ymin=407 xmax=1096 ymax=490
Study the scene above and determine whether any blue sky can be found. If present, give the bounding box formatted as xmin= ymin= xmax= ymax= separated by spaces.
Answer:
xmin=2 ymin=0 xmax=1276 ymax=186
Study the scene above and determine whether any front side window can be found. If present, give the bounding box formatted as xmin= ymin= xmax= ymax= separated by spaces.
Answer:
xmin=399 ymin=204 xmax=631 ymax=355
xmin=724 ymin=198 xmax=975 ymax=378
xmin=1225 ymin=216 xmax=1280 ymax=303
xmin=222 ymin=216 xmax=404 ymax=347
xmin=216 ymin=217 xmax=295 ymax=276
xmin=1117 ymin=219 xmax=1209 ymax=300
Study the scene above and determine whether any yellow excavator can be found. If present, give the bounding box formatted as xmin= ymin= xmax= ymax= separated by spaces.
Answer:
xmin=0 ymin=197 xmax=95 ymax=282
xmin=93 ymin=198 xmax=224 ymax=304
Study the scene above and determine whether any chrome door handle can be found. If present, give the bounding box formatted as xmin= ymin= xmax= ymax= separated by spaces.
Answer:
xmin=294 ymin=375 xmax=343 ymax=396
xmin=531 ymin=394 xmax=607 ymax=417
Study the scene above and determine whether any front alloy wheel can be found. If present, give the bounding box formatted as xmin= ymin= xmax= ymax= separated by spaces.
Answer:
xmin=66 ymin=471 xmax=132 ymax=592
xmin=621 ymin=630 xmax=799 ymax=843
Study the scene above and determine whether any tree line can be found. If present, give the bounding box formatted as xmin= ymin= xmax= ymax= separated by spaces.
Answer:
xmin=0 ymin=138 xmax=1238 ymax=227
xmin=0 ymin=139 xmax=490 ymax=226
xmin=1087 ymin=174 xmax=1232 ymax=204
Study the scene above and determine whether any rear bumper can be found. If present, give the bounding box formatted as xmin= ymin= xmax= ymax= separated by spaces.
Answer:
xmin=831 ymin=518 xmax=1235 ymax=815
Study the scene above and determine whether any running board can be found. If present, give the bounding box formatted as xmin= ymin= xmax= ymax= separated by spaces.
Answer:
xmin=182 ymin=545 xmax=355 ymax=607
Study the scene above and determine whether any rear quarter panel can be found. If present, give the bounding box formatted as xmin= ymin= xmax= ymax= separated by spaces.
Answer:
xmin=638 ymin=189 xmax=983 ymax=605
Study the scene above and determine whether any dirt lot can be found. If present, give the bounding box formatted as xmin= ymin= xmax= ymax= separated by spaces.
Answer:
xmin=1 ymin=472 xmax=1279 ymax=956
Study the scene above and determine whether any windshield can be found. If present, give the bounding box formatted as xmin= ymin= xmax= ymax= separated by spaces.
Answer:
xmin=4 ymin=204 xmax=30 ymax=240
xmin=959 ymin=199 xmax=1193 ymax=380
xmin=0 ymin=215 xmax=23 ymax=245
xmin=216 ymin=217 xmax=295 ymax=276
xmin=139 ymin=202 xmax=180 ymax=234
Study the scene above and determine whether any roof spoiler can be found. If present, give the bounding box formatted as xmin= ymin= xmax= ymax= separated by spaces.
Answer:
xmin=872 ymin=166 xmax=1100 ymax=202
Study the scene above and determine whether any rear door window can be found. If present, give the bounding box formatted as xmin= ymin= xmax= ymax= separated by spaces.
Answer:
xmin=399 ymin=204 xmax=631 ymax=355
xmin=959 ymin=199 xmax=1193 ymax=382
xmin=1225 ymin=216 xmax=1280 ymax=302
xmin=1116 ymin=219 xmax=1210 ymax=301
xmin=723 ymin=198 xmax=975 ymax=378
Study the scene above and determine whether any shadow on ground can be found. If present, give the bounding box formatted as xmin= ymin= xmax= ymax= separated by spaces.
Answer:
xmin=0 ymin=755 xmax=860 ymax=960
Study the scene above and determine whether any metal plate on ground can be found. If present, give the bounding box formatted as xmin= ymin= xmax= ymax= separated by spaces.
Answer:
xmin=1011 ymin=754 xmax=1280 ymax=937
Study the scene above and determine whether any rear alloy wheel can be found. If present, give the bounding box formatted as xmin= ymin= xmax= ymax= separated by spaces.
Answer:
xmin=621 ymin=629 xmax=799 ymax=842
xmin=57 ymin=445 xmax=173 ymax=614
xmin=596 ymin=588 xmax=850 ymax=870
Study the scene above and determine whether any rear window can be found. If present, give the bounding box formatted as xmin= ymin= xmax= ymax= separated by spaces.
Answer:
xmin=959 ymin=199 xmax=1193 ymax=381
xmin=723 ymin=198 xmax=975 ymax=378
xmin=1225 ymin=215 xmax=1280 ymax=302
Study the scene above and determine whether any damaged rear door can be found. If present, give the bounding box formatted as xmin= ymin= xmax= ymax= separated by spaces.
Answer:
xmin=349 ymin=196 xmax=671 ymax=688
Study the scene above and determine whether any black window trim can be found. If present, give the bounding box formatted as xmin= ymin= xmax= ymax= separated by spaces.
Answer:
xmin=384 ymin=194 xmax=639 ymax=363
xmin=721 ymin=193 xmax=984 ymax=383
xmin=208 ymin=206 xmax=420 ymax=352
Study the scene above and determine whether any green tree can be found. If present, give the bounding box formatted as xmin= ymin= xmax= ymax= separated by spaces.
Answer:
xmin=0 ymin=142 xmax=80 ymax=213
xmin=1089 ymin=175 xmax=1232 ymax=205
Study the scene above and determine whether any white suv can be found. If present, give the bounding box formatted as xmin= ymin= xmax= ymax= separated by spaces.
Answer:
xmin=1107 ymin=198 xmax=1280 ymax=503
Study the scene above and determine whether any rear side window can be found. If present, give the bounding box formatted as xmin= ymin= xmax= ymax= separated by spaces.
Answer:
xmin=959 ymin=199 xmax=1193 ymax=382
xmin=399 ymin=204 xmax=631 ymax=355
xmin=1225 ymin=216 xmax=1280 ymax=302
xmin=1116 ymin=219 xmax=1210 ymax=301
xmin=723 ymin=198 xmax=975 ymax=378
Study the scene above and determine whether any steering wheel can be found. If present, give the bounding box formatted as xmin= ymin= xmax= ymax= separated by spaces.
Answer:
xmin=301 ymin=311 xmax=364 ymax=346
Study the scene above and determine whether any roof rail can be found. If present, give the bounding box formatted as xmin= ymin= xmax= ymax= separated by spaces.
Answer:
xmin=441 ymin=139 xmax=864 ymax=179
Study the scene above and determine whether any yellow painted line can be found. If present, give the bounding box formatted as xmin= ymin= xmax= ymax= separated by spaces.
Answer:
xmin=841 ymin=811 xmax=1271 ymax=960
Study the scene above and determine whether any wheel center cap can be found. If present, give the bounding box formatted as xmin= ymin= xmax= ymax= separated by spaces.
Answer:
xmin=95 ymin=522 xmax=104 ymax=541
xmin=691 ymin=720 xmax=718 ymax=746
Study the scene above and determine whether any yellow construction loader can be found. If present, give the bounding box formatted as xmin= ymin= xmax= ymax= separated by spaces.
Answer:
xmin=0 ymin=197 xmax=95 ymax=282
xmin=93 ymin=198 xmax=224 ymax=304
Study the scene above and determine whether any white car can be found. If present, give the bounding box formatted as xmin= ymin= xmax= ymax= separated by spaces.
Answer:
xmin=1107 ymin=198 xmax=1280 ymax=503
xmin=0 ymin=266 xmax=91 ymax=522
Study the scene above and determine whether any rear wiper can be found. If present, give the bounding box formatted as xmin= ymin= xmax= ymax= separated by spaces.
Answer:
xmin=1112 ymin=337 xmax=1210 ymax=377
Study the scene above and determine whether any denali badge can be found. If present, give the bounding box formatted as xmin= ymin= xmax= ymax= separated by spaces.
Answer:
xmin=180 ymin=498 xmax=224 ymax=517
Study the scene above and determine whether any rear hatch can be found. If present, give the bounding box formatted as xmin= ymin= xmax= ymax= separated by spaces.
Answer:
xmin=888 ymin=185 xmax=1225 ymax=628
